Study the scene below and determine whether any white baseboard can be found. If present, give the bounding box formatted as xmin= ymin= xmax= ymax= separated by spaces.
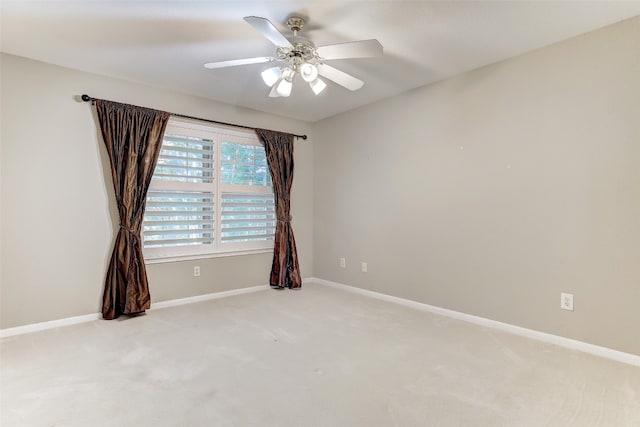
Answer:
xmin=0 ymin=313 xmax=102 ymax=338
xmin=308 ymin=277 xmax=640 ymax=367
xmin=7 ymin=277 xmax=634 ymax=367
xmin=150 ymin=284 xmax=270 ymax=310
xmin=0 ymin=280 xmax=310 ymax=339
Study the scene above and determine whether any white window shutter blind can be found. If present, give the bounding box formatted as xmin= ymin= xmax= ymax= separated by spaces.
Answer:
xmin=143 ymin=190 xmax=215 ymax=248
xmin=142 ymin=120 xmax=276 ymax=259
xmin=143 ymin=132 xmax=216 ymax=252
xmin=220 ymin=192 xmax=275 ymax=243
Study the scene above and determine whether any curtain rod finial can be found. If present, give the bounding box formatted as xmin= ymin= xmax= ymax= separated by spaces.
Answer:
xmin=81 ymin=94 xmax=93 ymax=102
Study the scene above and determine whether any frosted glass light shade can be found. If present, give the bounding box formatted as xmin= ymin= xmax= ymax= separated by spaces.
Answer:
xmin=261 ymin=67 xmax=281 ymax=87
xmin=309 ymin=77 xmax=327 ymax=95
xmin=282 ymin=67 xmax=294 ymax=80
xmin=300 ymin=63 xmax=319 ymax=82
xmin=268 ymin=79 xmax=282 ymax=97
xmin=276 ymin=78 xmax=293 ymax=97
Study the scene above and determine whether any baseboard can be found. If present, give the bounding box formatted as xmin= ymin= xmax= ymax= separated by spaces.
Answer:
xmin=0 ymin=280 xmax=315 ymax=339
xmin=9 ymin=277 xmax=633 ymax=367
xmin=0 ymin=313 xmax=102 ymax=338
xmin=308 ymin=277 xmax=640 ymax=367
xmin=149 ymin=284 xmax=270 ymax=310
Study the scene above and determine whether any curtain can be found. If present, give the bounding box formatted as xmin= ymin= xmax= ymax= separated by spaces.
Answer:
xmin=255 ymin=129 xmax=302 ymax=289
xmin=95 ymin=99 xmax=170 ymax=319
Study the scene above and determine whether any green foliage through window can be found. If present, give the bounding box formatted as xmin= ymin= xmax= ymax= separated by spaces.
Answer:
xmin=221 ymin=141 xmax=271 ymax=186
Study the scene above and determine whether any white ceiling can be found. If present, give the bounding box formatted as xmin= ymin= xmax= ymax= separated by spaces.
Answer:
xmin=2 ymin=1 xmax=639 ymax=122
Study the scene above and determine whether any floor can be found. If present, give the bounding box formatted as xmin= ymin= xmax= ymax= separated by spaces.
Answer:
xmin=1 ymin=284 xmax=639 ymax=427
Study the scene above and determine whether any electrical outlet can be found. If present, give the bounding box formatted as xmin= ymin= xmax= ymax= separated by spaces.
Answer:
xmin=361 ymin=262 xmax=367 ymax=273
xmin=193 ymin=266 xmax=200 ymax=277
xmin=560 ymin=293 xmax=573 ymax=311
xmin=339 ymin=258 xmax=346 ymax=268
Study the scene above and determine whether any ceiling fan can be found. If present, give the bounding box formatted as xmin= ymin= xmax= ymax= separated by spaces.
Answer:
xmin=204 ymin=16 xmax=383 ymax=97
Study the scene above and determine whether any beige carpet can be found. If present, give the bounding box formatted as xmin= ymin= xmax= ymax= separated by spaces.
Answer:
xmin=1 ymin=283 xmax=639 ymax=426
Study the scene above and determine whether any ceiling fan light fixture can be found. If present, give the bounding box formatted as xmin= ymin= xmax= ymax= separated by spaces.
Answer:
xmin=276 ymin=77 xmax=293 ymax=97
xmin=309 ymin=77 xmax=327 ymax=95
xmin=300 ymin=62 xmax=319 ymax=82
xmin=282 ymin=67 xmax=295 ymax=80
xmin=268 ymin=78 xmax=282 ymax=97
xmin=261 ymin=67 xmax=281 ymax=87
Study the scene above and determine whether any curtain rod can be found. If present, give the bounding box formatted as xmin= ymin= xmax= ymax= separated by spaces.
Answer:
xmin=81 ymin=94 xmax=308 ymax=140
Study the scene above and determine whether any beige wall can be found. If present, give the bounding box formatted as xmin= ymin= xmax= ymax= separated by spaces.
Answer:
xmin=312 ymin=17 xmax=640 ymax=355
xmin=0 ymin=54 xmax=313 ymax=328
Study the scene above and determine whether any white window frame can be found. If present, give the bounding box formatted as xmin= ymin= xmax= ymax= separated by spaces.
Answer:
xmin=143 ymin=118 xmax=275 ymax=261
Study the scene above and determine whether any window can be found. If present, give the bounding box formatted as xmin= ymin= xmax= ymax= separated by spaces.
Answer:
xmin=143 ymin=119 xmax=275 ymax=260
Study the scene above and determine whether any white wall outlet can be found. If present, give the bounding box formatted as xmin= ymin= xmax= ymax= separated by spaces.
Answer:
xmin=339 ymin=258 xmax=346 ymax=268
xmin=361 ymin=262 xmax=368 ymax=273
xmin=193 ymin=266 xmax=200 ymax=277
xmin=560 ymin=293 xmax=574 ymax=311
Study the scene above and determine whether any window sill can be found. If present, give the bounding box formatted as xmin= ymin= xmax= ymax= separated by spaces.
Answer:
xmin=144 ymin=248 xmax=273 ymax=264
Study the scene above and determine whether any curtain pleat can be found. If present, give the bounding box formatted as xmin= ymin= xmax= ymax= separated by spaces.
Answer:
xmin=95 ymin=99 xmax=170 ymax=319
xmin=255 ymin=129 xmax=302 ymax=289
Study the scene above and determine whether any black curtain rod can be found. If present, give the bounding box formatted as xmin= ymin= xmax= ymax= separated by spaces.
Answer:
xmin=81 ymin=94 xmax=308 ymax=140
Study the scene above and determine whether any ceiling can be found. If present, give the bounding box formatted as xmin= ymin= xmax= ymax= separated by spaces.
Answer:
xmin=2 ymin=1 xmax=639 ymax=122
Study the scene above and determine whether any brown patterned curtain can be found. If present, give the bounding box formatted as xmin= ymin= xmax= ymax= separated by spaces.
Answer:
xmin=255 ymin=129 xmax=302 ymax=289
xmin=95 ymin=99 xmax=170 ymax=319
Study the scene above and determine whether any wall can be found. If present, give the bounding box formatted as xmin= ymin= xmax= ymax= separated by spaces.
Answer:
xmin=0 ymin=54 xmax=313 ymax=328
xmin=313 ymin=17 xmax=640 ymax=355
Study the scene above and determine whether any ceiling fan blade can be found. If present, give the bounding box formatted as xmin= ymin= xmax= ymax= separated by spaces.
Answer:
xmin=244 ymin=16 xmax=293 ymax=48
xmin=317 ymin=39 xmax=383 ymax=60
xmin=317 ymin=64 xmax=364 ymax=91
xmin=204 ymin=57 xmax=276 ymax=69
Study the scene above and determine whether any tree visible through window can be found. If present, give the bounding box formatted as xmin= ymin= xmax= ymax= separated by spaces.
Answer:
xmin=142 ymin=119 xmax=275 ymax=259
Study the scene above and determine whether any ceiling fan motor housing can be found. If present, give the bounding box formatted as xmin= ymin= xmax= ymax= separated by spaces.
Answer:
xmin=277 ymin=40 xmax=320 ymax=72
